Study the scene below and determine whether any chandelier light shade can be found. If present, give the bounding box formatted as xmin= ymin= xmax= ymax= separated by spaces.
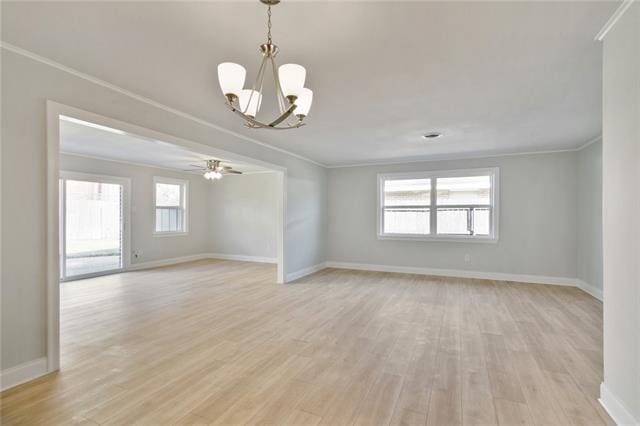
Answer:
xmin=278 ymin=64 xmax=306 ymax=98
xmin=294 ymin=88 xmax=313 ymax=118
xmin=217 ymin=0 xmax=312 ymax=130
xmin=239 ymin=89 xmax=263 ymax=118
xmin=217 ymin=62 xmax=246 ymax=98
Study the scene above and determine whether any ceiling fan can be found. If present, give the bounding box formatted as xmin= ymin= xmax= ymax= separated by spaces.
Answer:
xmin=184 ymin=160 xmax=242 ymax=180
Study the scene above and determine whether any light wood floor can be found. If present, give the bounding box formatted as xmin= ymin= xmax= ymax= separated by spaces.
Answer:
xmin=1 ymin=260 xmax=611 ymax=425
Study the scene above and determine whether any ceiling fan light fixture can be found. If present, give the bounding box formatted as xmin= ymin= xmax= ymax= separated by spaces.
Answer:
xmin=204 ymin=170 xmax=223 ymax=180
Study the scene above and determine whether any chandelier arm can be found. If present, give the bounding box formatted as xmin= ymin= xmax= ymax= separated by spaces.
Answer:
xmin=245 ymin=55 xmax=268 ymax=115
xmin=268 ymin=103 xmax=298 ymax=127
xmin=225 ymin=101 xmax=303 ymax=129
xmin=269 ymin=56 xmax=289 ymax=114
xmin=256 ymin=56 xmax=268 ymax=105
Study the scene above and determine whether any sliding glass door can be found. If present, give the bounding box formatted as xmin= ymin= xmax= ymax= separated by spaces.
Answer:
xmin=59 ymin=172 xmax=130 ymax=280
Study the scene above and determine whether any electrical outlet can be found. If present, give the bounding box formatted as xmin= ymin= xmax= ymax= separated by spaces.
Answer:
xmin=133 ymin=250 xmax=143 ymax=259
xmin=464 ymin=254 xmax=470 ymax=262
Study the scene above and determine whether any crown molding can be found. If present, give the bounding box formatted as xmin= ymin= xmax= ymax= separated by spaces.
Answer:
xmin=595 ymin=0 xmax=635 ymax=41
xmin=576 ymin=135 xmax=603 ymax=151
xmin=326 ymin=136 xmax=602 ymax=169
xmin=0 ymin=41 xmax=326 ymax=168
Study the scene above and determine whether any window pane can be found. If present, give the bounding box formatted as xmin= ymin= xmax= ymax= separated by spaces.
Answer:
xmin=156 ymin=183 xmax=181 ymax=207
xmin=436 ymin=207 xmax=491 ymax=236
xmin=473 ymin=208 xmax=490 ymax=236
xmin=384 ymin=207 xmax=430 ymax=234
xmin=384 ymin=178 xmax=430 ymax=206
xmin=436 ymin=176 xmax=490 ymax=206
xmin=155 ymin=207 xmax=183 ymax=232
xmin=65 ymin=180 xmax=122 ymax=276
xmin=437 ymin=208 xmax=471 ymax=235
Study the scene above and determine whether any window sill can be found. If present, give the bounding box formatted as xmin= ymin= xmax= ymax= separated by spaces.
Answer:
xmin=378 ymin=234 xmax=498 ymax=243
xmin=153 ymin=231 xmax=189 ymax=237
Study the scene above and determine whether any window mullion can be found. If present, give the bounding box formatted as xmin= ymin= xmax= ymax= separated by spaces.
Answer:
xmin=430 ymin=178 xmax=437 ymax=235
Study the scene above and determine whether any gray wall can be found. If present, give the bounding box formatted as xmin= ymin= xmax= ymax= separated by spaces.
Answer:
xmin=602 ymin=3 xmax=640 ymax=422
xmin=0 ymin=49 xmax=327 ymax=370
xmin=576 ymin=140 xmax=603 ymax=293
xmin=327 ymin=152 xmax=578 ymax=278
xmin=208 ymin=173 xmax=278 ymax=259
xmin=59 ymin=154 xmax=210 ymax=265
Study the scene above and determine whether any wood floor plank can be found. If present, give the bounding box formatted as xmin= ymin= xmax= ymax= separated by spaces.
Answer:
xmin=0 ymin=261 xmax=609 ymax=425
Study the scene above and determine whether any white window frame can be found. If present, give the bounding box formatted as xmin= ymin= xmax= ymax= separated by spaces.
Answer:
xmin=153 ymin=176 xmax=189 ymax=236
xmin=377 ymin=167 xmax=499 ymax=243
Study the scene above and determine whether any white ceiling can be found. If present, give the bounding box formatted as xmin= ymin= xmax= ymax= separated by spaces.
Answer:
xmin=60 ymin=118 xmax=269 ymax=174
xmin=2 ymin=1 xmax=615 ymax=166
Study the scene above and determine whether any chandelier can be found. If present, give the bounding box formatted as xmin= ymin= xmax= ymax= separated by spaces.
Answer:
xmin=217 ymin=0 xmax=312 ymax=130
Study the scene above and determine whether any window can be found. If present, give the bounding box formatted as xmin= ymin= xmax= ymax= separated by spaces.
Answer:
xmin=154 ymin=177 xmax=188 ymax=235
xmin=378 ymin=168 xmax=498 ymax=241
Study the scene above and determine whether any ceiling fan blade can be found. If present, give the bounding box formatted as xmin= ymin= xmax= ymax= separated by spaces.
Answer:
xmin=183 ymin=168 xmax=206 ymax=172
xmin=224 ymin=170 xmax=243 ymax=174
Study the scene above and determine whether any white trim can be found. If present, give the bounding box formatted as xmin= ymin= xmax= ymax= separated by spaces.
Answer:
xmin=208 ymin=253 xmax=277 ymax=264
xmin=377 ymin=167 xmax=499 ymax=242
xmin=377 ymin=234 xmax=499 ymax=244
xmin=576 ymin=279 xmax=603 ymax=302
xmin=277 ymin=172 xmax=287 ymax=284
xmin=0 ymin=42 xmax=324 ymax=168
xmin=46 ymin=104 xmax=61 ymax=373
xmin=325 ymin=137 xmax=603 ymax=169
xmin=58 ymin=253 xmax=277 ymax=274
xmin=0 ymin=357 xmax=48 ymax=391
xmin=595 ymin=0 xmax=635 ymax=41
xmin=325 ymin=261 xmax=580 ymax=287
xmin=126 ymin=254 xmax=211 ymax=271
xmin=286 ymin=262 xmax=327 ymax=282
xmin=599 ymin=382 xmax=639 ymax=425
xmin=576 ymin=136 xmax=603 ymax=151
xmin=153 ymin=176 xmax=189 ymax=235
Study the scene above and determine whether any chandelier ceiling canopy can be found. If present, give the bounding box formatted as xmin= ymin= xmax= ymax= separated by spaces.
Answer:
xmin=217 ymin=0 xmax=312 ymax=130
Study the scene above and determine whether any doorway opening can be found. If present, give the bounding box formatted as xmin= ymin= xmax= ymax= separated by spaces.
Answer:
xmin=46 ymin=101 xmax=287 ymax=374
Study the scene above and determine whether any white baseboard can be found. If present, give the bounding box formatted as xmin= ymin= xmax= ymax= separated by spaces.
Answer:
xmin=599 ymin=382 xmax=639 ymax=425
xmin=127 ymin=254 xmax=211 ymax=271
xmin=0 ymin=357 xmax=48 ymax=391
xmin=576 ymin=279 xmax=603 ymax=301
xmin=324 ymin=261 xmax=580 ymax=287
xmin=286 ymin=262 xmax=327 ymax=282
xmin=127 ymin=253 xmax=278 ymax=272
xmin=207 ymin=253 xmax=277 ymax=264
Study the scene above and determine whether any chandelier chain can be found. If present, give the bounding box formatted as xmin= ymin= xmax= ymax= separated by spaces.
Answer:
xmin=267 ymin=5 xmax=272 ymax=44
